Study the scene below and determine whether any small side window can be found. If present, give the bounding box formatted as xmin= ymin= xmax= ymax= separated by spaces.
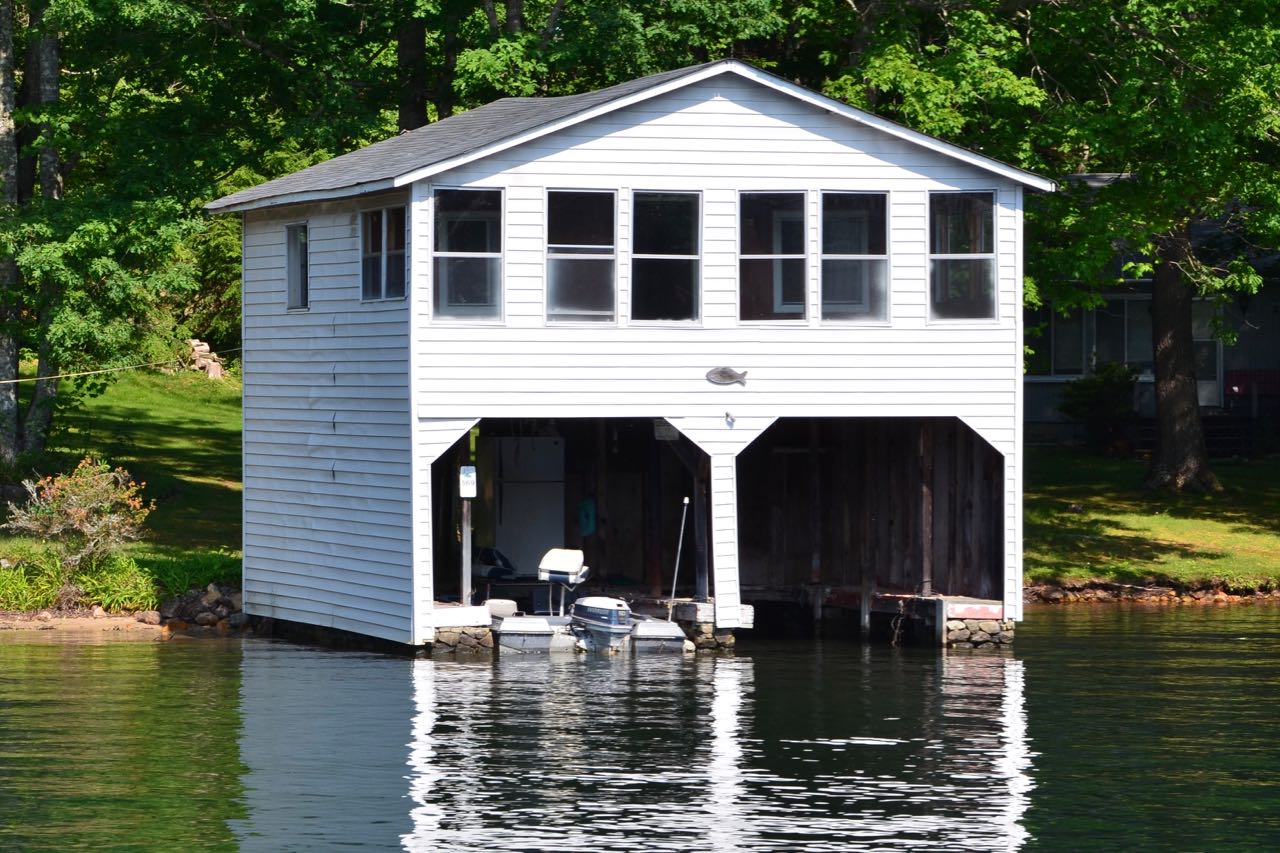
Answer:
xmin=362 ymin=206 xmax=407 ymax=301
xmin=286 ymin=224 xmax=309 ymax=310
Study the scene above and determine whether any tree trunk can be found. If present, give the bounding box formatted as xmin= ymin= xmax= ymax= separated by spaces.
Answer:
xmin=1145 ymin=232 xmax=1220 ymax=493
xmin=20 ymin=0 xmax=61 ymax=457
xmin=396 ymin=16 xmax=429 ymax=131
xmin=0 ymin=0 xmax=20 ymax=464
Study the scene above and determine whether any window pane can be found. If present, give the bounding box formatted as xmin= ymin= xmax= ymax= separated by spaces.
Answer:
xmin=286 ymin=224 xmax=308 ymax=310
xmin=548 ymin=258 xmax=615 ymax=321
xmin=741 ymin=258 xmax=805 ymax=320
xmin=741 ymin=193 xmax=804 ymax=255
xmin=434 ymin=257 xmax=500 ymax=318
xmin=1126 ymin=299 xmax=1153 ymax=371
xmin=1191 ymin=300 xmax=1216 ymax=339
xmin=436 ymin=190 xmax=501 ymax=253
xmin=823 ymin=194 xmax=886 ymax=255
xmin=386 ymin=207 xmax=406 ymax=252
xmin=1194 ymin=340 xmax=1218 ymax=381
xmin=633 ymin=258 xmax=698 ymax=321
xmin=929 ymin=258 xmax=994 ymax=319
xmin=1025 ymin=307 xmax=1051 ymax=375
xmin=634 ymin=193 xmax=698 ymax=256
xmin=821 ymin=259 xmax=886 ymax=320
xmin=549 ymin=191 xmax=614 ymax=247
xmin=929 ymin=192 xmax=993 ymax=254
xmin=1095 ymin=299 xmax=1126 ymax=366
xmin=362 ymin=256 xmax=381 ymax=300
xmin=364 ymin=210 xmax=382 ymax=255
xmin=1052 ymin=309 xmax=1085 ymax=375
xmin=385 ymin=251 xmax=406 ymax=299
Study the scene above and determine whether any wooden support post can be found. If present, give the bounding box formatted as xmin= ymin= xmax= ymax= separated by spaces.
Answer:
xmin=644 ymin=439 xmax=664 ymax=596
xmin=694 ymin=463 xmax=710 ymax=602
xmin=809 ymin=420 xmax=822 ymax=586
xmin=860 ymin=568 xmax=872 ymax=639
xmin=920 ymin=420 xmax=934 ymax=597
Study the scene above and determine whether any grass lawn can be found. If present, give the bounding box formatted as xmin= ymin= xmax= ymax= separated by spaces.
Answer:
xmin=0 ymin=369 xmax=242 ymax=608
xmin=1024 ymin=447 xmax=1280 ymax=588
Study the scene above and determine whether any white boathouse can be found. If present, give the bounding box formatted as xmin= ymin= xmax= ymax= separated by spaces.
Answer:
xmin=208 ymin=60 xmax=1053 ymax=646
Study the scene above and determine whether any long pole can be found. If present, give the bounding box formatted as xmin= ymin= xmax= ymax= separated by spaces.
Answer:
xmin=667 ymin=497 xmax=690 ymax=622
xmin=461 ymin=499 xmax=472 ymax=606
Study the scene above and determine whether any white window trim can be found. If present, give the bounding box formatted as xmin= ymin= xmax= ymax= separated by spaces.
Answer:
xmin=285 ymin=221 xmax=309 ymax=311
xmin=545 ymin=188 xmax=618 ymax=325
xmin=926 ymin=189 xmax=999 ymax=325
xmin=819 ymin=190 xmax=891 ymax=324
xmin=738 ymin=190 xmax=808 ymax=324
xmin=430 ymin=187 xmax=504 ymax=323
xmin=360 ymin=204 xmax=408 ymax=302
xmin=629 ymin=189 xmax=703 ymax=326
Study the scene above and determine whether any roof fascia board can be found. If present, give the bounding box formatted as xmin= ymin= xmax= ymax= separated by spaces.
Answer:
xmin=394 ymin=60 xmax=1054 ymax=193
xmin=392 ymin=62 xmax=735 ymax=187
xmin=207 ymin=178 xmax=402 ymax=214
xmin=731 ymin=65 xmax=1056 ymax=192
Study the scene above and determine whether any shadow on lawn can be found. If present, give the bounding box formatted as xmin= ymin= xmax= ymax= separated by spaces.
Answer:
xmin=49 ymin=389 xmax=242 ymax=552
xmin=1023 ymin=500 xmax=1228 ymax=585
xmin=1026 ymin=451 xmax=1280 ymax=538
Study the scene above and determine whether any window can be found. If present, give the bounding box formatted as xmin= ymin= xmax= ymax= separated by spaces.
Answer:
xmin=821 ymin=193 xmax=887 ymax=321
xmin=547 ymin=190 xmax=615 ymax=322
xmin=286 ymin=223 xmax=308 ymax=310
xmin=433 ymin=189 xmax=502 ymax=320
xmin=740 ymin=192 xmax=806 ymax=321
xmin=632 ymin=192 xmax=700 ymax=322
xmin=1028 ymin=295 xmax=1220 ymax=380
xmin=929 ymin=191 xmax=995 ymax=320
xmin=362 ymin=206 xmax=407 ymax=300
xmin=1025 ymin=307 xmax=1085 ymax=376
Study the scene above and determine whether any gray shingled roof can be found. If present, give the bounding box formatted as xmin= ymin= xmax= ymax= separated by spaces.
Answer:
xmin=206 ymin=61 xmax=724 ymax=212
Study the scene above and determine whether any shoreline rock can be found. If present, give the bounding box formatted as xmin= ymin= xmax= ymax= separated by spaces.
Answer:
xmin=1024 ymin=578 xmax=1280 ymax=606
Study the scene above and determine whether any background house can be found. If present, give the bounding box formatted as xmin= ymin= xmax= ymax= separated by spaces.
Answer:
xmin=209 ymin=60 xmax=1052 ymax=646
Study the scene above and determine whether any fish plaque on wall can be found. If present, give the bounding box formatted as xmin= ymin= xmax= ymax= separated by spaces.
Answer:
xmin=706 ymin=367 xmax=747 ymax=386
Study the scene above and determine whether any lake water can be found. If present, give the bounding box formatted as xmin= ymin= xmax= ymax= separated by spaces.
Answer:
xmin=2 ymin=605 xmax=1278 ymax=851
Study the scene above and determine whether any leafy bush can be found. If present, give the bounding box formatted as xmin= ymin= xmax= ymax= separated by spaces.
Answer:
xmin=138 ymin=548 xmax=242 ymax=600
xmin=1057 ymin=362 xmax=1140 ymax=453
xmin=0 ymin=552 xmax=63 ymax=612
xmin=76 ymin=555 xmax=160 ymax=613
xmin=4 ymin=458 xmax=155 ymax=606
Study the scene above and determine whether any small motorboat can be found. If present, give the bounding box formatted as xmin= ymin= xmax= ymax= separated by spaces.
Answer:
xmin=570 ymin=596 xmax=633 ymax=652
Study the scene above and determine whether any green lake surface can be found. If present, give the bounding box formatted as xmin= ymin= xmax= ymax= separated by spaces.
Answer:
xmin=2 ymin=604 xmax=1278 ymax=851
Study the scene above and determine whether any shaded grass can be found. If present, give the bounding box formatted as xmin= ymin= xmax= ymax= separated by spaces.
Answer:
xmin=1 ymin=370 xmax=242 ymax=609
xmin=1024 ymin=448 xmax=1280 ymax=588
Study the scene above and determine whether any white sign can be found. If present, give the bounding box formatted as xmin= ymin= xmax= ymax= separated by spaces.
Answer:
xmin=459 ymin=465 xmax=477 ymax=499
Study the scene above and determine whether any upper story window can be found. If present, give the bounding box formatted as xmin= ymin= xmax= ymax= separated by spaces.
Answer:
xmin=632 ymin=192 xmax=700 ymax=322
xmin=740 ymin=192 xmax=806 ymax=321
xmin=929 ymin=191 xmax=995 ymax=320
xmin=286 ymin=223 xmax=309 ymax=310
xmin=821 ymin=193 xmax=887 ymax=321
xmin=434 ymin=189 xmax=502 ymax=320
xmin=362 ymin=206 xmax=407 ymax=301
xmin=547 ymin=190 xmax=615 ymax=322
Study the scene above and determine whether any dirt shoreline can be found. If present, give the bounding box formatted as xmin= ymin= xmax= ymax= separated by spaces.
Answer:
xmin=1025 ymin=578 xmax=1280 ymax=606
xmin=0 ymin=611 xmax=164 ymax=639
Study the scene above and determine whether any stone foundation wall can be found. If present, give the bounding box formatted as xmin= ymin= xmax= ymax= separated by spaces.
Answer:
xmin=679 ymin=621 xmax=736 ymax=651
xmin=431 ymin=626 xmax=495 ymax=655
xmin=945 ymin=619 xmax=1015 ymax=649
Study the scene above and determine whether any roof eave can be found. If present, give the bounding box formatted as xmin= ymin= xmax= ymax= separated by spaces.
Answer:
xmin=204 ymin=177 xmax=402 ymax=215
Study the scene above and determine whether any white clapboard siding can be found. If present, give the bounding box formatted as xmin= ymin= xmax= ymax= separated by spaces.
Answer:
xmin=242 ymin=192 xmax=414 ymax=644
xmin=409 ymin=74 xmax=1026 ymax=625
xmin=407 ymin=416 xmax=479 ymax=644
